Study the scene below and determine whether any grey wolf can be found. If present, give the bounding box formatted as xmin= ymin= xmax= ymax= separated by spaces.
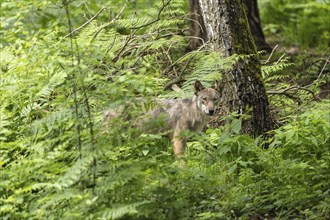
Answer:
xmin=104 ymin=81 xmax=221 ymax=159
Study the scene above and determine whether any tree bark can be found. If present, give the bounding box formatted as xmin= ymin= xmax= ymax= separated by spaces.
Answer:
xmin=187 ymin=0 xmax=208 ymax=50
xmin=188 ymin=0 xmax=271 ymax=52
xmin=243 ymin=0 xmax=271 ymax=52
xmin=198 ymin=0 xmax=273 ymax=137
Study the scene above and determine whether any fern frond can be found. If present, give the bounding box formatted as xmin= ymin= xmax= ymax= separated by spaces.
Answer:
xmin=36 ymin=71 xmax=68 ymax=101
xmin=56 ymin=155 xmax=94 ymax=188
xmin=182 ymin=52 xmax=240 ymax=91
xmin=116 ymin=18 xmax=151 ymax=29
xmin=262 ymin=58 xmax=293 ymax=78
xmin=14 ymin=182 xmax=62 ymax=195
xmin=100 ymin=201 xmax=149 ymax=220
xmin=152 ymin=19 xmax=184 ymax=29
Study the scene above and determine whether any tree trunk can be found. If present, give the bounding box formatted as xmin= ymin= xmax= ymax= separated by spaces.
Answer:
xmin=243 ymin=0 xmax=271 ymax=52
xmin=187 ymin=0 xmax=208 ymax=50
xmin=188 ymin=0 xmax=271 ymax=52
xmin=198 ymin=0 xmax=273 ymax=137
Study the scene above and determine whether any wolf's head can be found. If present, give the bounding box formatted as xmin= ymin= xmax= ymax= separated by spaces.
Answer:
xmin=194 ymin=81 xmax=221 ymax=116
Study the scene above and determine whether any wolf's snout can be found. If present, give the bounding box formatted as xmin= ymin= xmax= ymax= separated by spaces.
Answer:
xmin=208 ymin=110 xmax=215 ymax=115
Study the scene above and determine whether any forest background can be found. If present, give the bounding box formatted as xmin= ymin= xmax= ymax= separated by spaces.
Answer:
xmin=0 ymin=0 xmax=329 ymax=219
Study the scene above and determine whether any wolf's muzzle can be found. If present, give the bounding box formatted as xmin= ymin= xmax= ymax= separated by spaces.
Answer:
xmin=208 ymin=110 xmax=215 ymax=115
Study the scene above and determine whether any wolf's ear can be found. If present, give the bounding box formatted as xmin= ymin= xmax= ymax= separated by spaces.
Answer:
xmin=194 ymin=81 xmax=204 ymax=93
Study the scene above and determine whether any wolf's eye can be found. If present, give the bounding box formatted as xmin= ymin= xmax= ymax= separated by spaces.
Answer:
xmin=202 ymin=97 xmax=207 ymax=101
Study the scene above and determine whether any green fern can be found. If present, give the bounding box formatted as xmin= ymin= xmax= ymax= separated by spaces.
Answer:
xmin=100 ymin=201 xmax=149 ymax=220
xmin=56 ymin=155 xmax=94 ymax=188
xmin=262 ymin=57 xmax=293 ymax=79
xmin=1 ymin=1 xmax=329 ymax=219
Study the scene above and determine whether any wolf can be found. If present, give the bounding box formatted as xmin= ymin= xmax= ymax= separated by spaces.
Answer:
xmin=134 ymin=81 xmax=221 ymax=159
xmin=103 ymin=81 xmax=221 ymax=159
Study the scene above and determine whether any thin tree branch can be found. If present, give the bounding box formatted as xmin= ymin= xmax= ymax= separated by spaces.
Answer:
xmin=303 ymin=55 xmax=329 ymax=88
xmin=275 ymin=53 xmax=286 ymax=65
xmin=64 ymin=6 xmax=107 ymax=38
xmin=268 ymin=86 xmax=318 ymax=100
xmin=92 ymin=4 xmax=127 ymax=40
xmin=130 ymin=0 xmax=171 ymax=30
xmin=264 ymin=44 xmax=278 ymax=64
xmin=64 ymin=0 xmax=82 ymax=161
xmin=112 ymin=29 xmax=138 ymax=62
xmin=64 ymin=0 xmax=97 ymax=194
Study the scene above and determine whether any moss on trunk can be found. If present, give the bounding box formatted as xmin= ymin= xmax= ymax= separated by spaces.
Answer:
xmin=198 ymin=0 xmax=273 ymax=137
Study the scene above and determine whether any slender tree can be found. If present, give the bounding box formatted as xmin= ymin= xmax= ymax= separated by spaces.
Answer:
xmin=198 ymin=0 xmax=273 ymax=137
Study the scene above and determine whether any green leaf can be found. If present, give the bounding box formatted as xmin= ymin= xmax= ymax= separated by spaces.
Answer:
xmin=231 ymin=119 xmax=242 ymax=134
xmin=227 ymin=164 xmax=237 ymax=175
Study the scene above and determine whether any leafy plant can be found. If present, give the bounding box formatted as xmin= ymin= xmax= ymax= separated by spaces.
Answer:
xmin=259 ymin=0 xmax=330 ymax=49
xmin=1 ymin=0 xmax=329 ymax=219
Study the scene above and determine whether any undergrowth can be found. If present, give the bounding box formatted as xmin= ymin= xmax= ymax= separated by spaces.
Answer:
xmin=260 ymin=0 xmax=330 ymax=49
xmin=1 ymin=0 xmax=329 ymax=219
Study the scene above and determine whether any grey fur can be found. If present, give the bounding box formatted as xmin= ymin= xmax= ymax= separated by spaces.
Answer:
xmin=103 ymin=81 xmax=221 ymax=158
xmin=136 ymin=81 xmax=221 ymax=158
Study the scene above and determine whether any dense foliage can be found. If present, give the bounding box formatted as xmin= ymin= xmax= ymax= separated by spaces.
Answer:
xmin=260 ymin=0 xmax=330 ymax=49
xmin=1 ymin=0 xmax=329 ymax=219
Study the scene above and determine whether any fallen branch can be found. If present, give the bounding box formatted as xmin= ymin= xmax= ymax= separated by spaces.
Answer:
xmin=264 ymin=44 xmax=278 ymax=64
xmin=164 ymin=78 xmax=185 ymax=90
xmin=268 ymin=85 xmax=319 ymax=101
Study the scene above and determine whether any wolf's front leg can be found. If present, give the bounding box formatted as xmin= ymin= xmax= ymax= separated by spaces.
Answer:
xmin=172 ymin=127 xmax=187 ymax=159
xmin=173 ymin=138 xmax=186 ymax=159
